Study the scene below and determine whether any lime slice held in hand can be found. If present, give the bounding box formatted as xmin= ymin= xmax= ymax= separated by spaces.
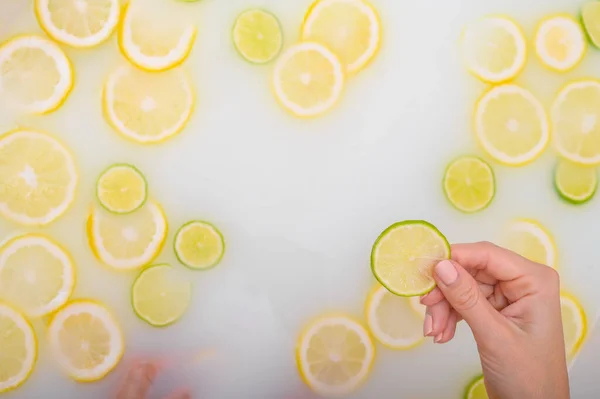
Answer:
xmin=554 ymin=159 xmax=598 ymax=204
xmin=96 ymin=164 xmax=148 ymax=214
xmin=443 ymin=156 xmax=495 ymax=213
xmin=174 ymin=221 xmax=225 ymax=270
xmin=233 ymin=9 xmax=283 ymax=64
xmin=371 ymin=220 xmax=450 ymax=297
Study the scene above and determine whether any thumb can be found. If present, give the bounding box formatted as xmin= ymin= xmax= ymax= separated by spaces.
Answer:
xmin=433 ymin=259 xmax=503 ymax=341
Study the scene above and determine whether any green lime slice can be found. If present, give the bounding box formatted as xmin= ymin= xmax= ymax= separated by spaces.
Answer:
xmin=174 ymin=221 xmax=225 ymax=270
xmin=554 ymin=159 xmax=598 ymax=204
xmin=582 ymin=2 xmax=600 ymax=48
xmin=132 ymin=264 xmax=191 ymax=327
xmin=371 ymin=221 xmax=450 ymax=297
xmin=465 ymin=376 xmax=488 ymax=399
xmin=232 ymin=9 xmax=283 ymax=64
xmin=96 ymin=164 xmax=147 ymax=214
xmin=443 ymin=156 xmax=495 ymax=213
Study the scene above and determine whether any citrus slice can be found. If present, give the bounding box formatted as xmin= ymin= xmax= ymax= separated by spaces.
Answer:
xmin=232 ymin=9 xmax=283 ymax=64
xmin=535 ymin=15 xmax=586 ymax=72
xmin=365 ymin=284 xmax=425 ymax=349
xmin=461 ymin=16 xmax=526 ymax=83
xmin=371 ymin=221 xmax=450 ymax=297
xmin=0 ymin=129 xmax=78 ymax=226
xmin=273 ymin=42 xmax=344 ymax=117
xmin=0 ymin=35 xmax=73 ymax=114
xmin=35 ymin=0 xmax=121 ymax=48
xmin=0 ymin=234 xmax=75 ymax=317
xmin=552 ymin=80 xmax=600 ymax=165
xmin=96 ymin=164 xmax=148 ymax=214
xmin=475 ymin=84 xmax=549 ymax=166
xmin=503 ymin=219 xmax=557 ymax=269
xmin=301 ymin=0 xmax=381 ymax=74
xmin=132 ymin=264 xmax=191 ymax=327
xmin=48 ymin=300 xmax=124 ymax=382
xmin=560 ymin=293 xmax=587 ymax=359
xmin=87 ymin=201 xmax=168 ymax=270
xmin=0 ymin=303 xmax=36 ymax=393
xmin=443 ymin=156 xmax=495 ymax=213
xmin=174 ymin=221 xmax=225 ymax=270
xmin=103 ymin=65 xmax=194 ymax=144
xmin=119 ymin=3 xmax=196 ymax=71
xmin=582 ymin=2 xmax=600 ymax=48
xmin=465 ymin=376 xmax=488 ymax=399
xmin=296 ymin=314 xmax=375 ymax=397
xmin=554 ymin=159 xmax=598 ymax=204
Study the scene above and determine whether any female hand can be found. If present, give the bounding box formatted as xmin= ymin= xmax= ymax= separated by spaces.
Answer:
xmin=114 ymin=360 xmax=191 ymax=399
xmin=421 ymin=242 xmax=569 ymax=399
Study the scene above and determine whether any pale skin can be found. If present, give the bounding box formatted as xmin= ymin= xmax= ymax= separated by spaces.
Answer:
xmin=421 ymin=241 xmax=570 ymax=399
xmin=114 ymin=360 xmax=191 ymax=399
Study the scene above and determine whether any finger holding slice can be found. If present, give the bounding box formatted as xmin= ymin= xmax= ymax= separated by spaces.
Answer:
xmin=174 ymin=221 xmax=225 ymax=270
xmin=0 ymin=302 xmax=37 ymax=393
xmin=474 ymin=84 xmax=549 ymax=166
xmin=371 ymin=220 xmax=450 ymax=297
xmin=48 ymin=300 xmax=124 ymax=382
xmin=534 ymin=15 xmax=586 ymax=72
xmin=0 ymin=234 xmax=75 ymax=317
xmin=35 ymin=0 xmax=121 ymax=48
xmin=0 ymin=35 xmax=73 ymax=114
xmin=97 ymin=164 xmax=148 ymax=214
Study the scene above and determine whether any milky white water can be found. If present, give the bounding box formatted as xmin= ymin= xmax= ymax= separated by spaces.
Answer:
xmin=1 ymin=0 xmax=599 ymax=398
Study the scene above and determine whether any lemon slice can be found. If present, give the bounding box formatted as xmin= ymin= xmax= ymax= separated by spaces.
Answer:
xmin=273 ymin=42 xmax=344 ymax=118
xmin=535 ymin=15 xmax=586 ymax=72
xmin=0 ymin=234 xmax=75 ymax=317
xmin=103 ymin=65 xmax=194 ymax=144
xmin=301 ymin=0 xmax=381 ymax=74
xmin=0 ymin=303 xmax=36 ymax=393
xmin=554 ymin=159 xmax=598 ymax=204
xmin=174 ymin=221 xmax=225 ymax=270
xmin=503 ymin=219 xmax=557 ymax=269
xmin=87 ymin=201 xmax=167 ymax=270
xmin=560 ymin=293 xmax=587 ymax=359
xmin=475 ymin=84 xmax=549 ymax=166
xmin=119 ymin=3 xmax=196 ymax=71
xmin=0 ymin=35 xmax=73 ymax=114
xmin=296 ymin=314 xmax=375 ymax=397
xmin=233 ymin=9 xmax=283 ymax=64
xmin=48 ymin=300 xmax=124 ymax=382
xmin=365 ymin=284 xmax=425 ymax=349
xmin=443 ymin=156 xmax=495 ymax=213
xmin=465 ymin=376 xmax=488 ymax=399
xmin=582 ymin=2 xmax=600 ymax=49
xmin=552 ymin=80 xmax=600 ymax=165
xmin=96 ymin=164 xmax=148 ymax=214
xmin=132 ymin=264 xmax=191 ymax=327
xmin=35 ymin=0 xmax=120 ymax=48
xmin=0 ymin=129 xmax=78 ymax=226
xmin=461 ymin=16 xmax=526 ymax=83
xmin=371 ymin=221 xmax=450 ymax=297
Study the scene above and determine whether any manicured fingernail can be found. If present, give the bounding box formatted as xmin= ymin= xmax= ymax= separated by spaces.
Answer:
xmin=434 ymin=333 xmax=443 ymax=343
xmin=423 ymin=314 xmax=433 ymax=336
xmin=435 ymin=260 xmax=458 ymax=285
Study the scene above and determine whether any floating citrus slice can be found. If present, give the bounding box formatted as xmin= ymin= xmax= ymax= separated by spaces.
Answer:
xmin=535 ymin=15 xmax=586 ymax=72
xmin=174 ymin=221 xmax=225 ymax=270
xmin=233 ymin=9 xmax=283 ymax=64
xmin=560 ymin=292 xmax=587 ymax=359
xmin=554 ymin=159 xmax=597 ymax=204
xmin=465 ymin=375 xmax=488 ymax=399
xmin=503 ymin=219 xmax=557 ymax=269
xmin=443 ymin=156 xmax=495 ymax=213
xmin=96 ymin=164 xmax=148 ymax=214
xmin=582 ymin=2 xmax=600 ymax=48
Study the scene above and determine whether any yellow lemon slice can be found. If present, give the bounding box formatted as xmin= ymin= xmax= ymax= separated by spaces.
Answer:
xmin=103 ymin=65 xmax=194 ymax=144
xmin=443 ymin=156 xmax=495 ymax=213
xmin=554 ymin=159 xmax=598 ymax=204
xmin=465 ymin=375 xmax=488 ymax=399
xmin=0 ymin=234 xmax=75 ymax=317
xmin=503 ymin=219 xmax=557 ymax=269
xmin=35 ymin=0 xmax=120 ymax=48
xmin=0 ymin=35 xmax=73 ymax=114
xmin=0 ymin=302 xmax=37 ymax=393
xmin=174 ymin=221 xmax=225 ymax=270
xmin=273 ymin=42 xmax=344 ymax=117
xmin=560 ymin=293 xmax=587 ymax=359
xmin=0 ymin=129 xmax=78 ymax=226
xmin=96 ymin=164 xmax=148 ymax=214
xmin=461 ymin=16 xmax=526 ymax=83
xmin=535 ymin=15 xmax=586 ymax=72
xmin=48 ymin=300 xmax=124 ymax=382
xmin=475 ymin=84 xmax=549 ymax=166
xmin=301 ymin=0 xmax=381 ymax=74
xmin=87 ymin=201 xmax=168 ymax=270
xmin=552 ymin=80 xmax=600 ymax=165
xmin=132 ymin=264 xmax=191 ymax=327
xmin=296 ymin=314 xmax=375 ymax=397
xmin=365 ymin=284 xmax=425 ymax=349
xmin=119 ymin=3 xmax=196 ymax=71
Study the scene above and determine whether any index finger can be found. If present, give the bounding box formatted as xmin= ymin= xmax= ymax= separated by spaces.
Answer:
xmin=451 ymin=241 xmax=532 ymax=281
